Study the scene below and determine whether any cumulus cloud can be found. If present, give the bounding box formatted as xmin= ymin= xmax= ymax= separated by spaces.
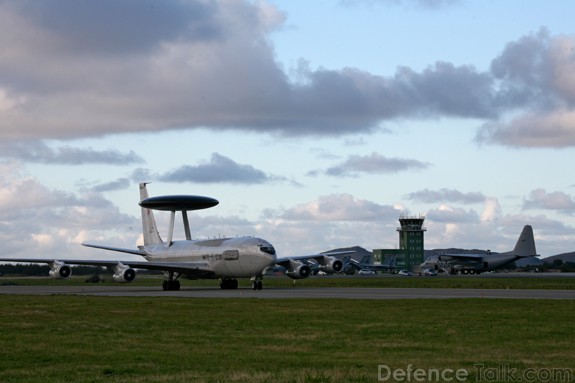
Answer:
xmin=476 ymin=109 xmax=575 ymax=148
xmin=426 ymin=205 xmax=479 ymax=223
xmin=158 ymin=153 xmax=281 ymax=184
xmin=0 ymin=163 xmax=137 ymax=258
xmin=523 ymin=188 xmax=575 ymax=212
xmin=477 ymin=29 xmax=575 ymax=148
xmin=0 ymin=140 xmax=144 ymax=165
xmin=280 ymin=193 xmax=399 ymax=221
xmin=311 ymin=152 xmax=430 ymax=177
xmin=480 ymin=197 xmax=502 ymax=222
xmin=407 ymin=188 xmax=486 ymax=204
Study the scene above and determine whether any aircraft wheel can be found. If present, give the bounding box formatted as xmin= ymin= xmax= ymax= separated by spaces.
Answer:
xmin=250 ymin=279 xmax=263 ymax=290
xmin=163 ymin=280 xmax=180 ymax=290
xmin=221 ymin=278 xmax=237 ymax=290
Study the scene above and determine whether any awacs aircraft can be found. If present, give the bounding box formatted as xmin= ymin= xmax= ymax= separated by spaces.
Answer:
xmin=420 ymin=225 xmax=538 ymax=274
xmin=0 ymin=184 xmax=350 ymax=290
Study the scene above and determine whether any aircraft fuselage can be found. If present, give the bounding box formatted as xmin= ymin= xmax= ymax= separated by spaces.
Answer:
xmin=422 ymin=252 xmax=520 ymax=274
xmin=144 ymin=236 xmax=276 ymax=278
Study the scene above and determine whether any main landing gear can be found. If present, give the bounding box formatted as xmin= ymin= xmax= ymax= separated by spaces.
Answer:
xmin=251 ymin=279 xmax=262 ymax=290
xmin=220 ymin=278 xmax=238 ymax=289
xmin=162 ymin=271 xmax=181 ymax=291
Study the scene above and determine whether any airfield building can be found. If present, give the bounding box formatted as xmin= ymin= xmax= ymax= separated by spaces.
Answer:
xmin=373 ymin=214 xmax=426 ymax=272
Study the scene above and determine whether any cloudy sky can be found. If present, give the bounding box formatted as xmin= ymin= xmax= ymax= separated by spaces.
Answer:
xmin=1 ymin=0 xmax=574 ymax=261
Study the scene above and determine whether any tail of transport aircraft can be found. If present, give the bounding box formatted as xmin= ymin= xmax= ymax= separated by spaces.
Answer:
xmin=139 ymin=183 xmax=163 ymax=245
xmin=359 ymin=254 xmax=372 ymax=265
xmin=512 ymin=225 xmax=537 ymax=257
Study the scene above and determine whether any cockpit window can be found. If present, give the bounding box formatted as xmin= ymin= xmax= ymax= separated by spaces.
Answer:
xmin=259 ymin=246 xmax=276 ymax=256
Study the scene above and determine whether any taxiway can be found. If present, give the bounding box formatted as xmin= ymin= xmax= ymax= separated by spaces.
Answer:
xmin=1 ymin=285 xmax=574 ymax=299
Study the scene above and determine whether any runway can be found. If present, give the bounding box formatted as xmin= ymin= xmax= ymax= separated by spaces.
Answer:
xmin=1 ymin=285 xmax=575 ymax=299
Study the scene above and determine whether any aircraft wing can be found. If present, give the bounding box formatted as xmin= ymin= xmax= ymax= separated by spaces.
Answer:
xmin=0 ymin=258 xmax=216 ymax=278
xmin=346 ymin=259 xmax=395 ymax=270
xmin=274 ymin=250 xmax=355 ymax=268
xmin=79 ymin=242 xmax=216 ymax=277
xmin=82 ymin=242 xmax=148 ymax=256
xmin=438 ymin=254 xmax=484 ymax=261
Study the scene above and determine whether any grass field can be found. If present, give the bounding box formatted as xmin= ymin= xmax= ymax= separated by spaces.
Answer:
xmin=0 ymin=295 xmax=574 ymax=383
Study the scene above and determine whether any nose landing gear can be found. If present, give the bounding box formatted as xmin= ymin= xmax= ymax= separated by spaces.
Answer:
xmin=251 ymin=279 xmax=262 ymax=290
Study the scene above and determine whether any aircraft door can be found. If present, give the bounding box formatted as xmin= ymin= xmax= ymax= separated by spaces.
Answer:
xmin=223 ymin=250 xmax=239 ymax=260
xmin=222 ymin=250 xmax=242 ymax=275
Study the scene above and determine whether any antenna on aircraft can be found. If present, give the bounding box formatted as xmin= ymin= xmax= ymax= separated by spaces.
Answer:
xmin=139 ymin=194 xmax=219 ymax=245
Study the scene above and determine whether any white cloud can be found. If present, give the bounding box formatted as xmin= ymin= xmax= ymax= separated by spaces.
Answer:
xmin=523 ymin=188 xmax=575 ymax=212
xmin=280 ymin=194 xmax=399 ymax=222
xmin=427 ymin=204 xmax=479 ymax=223
xmin=0 ymin=163 xmax=137 ymax=258
xmin=476 ymin=108 xmax=575 ymax=148
xmin=480 ymin=197 xmax=502 ymax=222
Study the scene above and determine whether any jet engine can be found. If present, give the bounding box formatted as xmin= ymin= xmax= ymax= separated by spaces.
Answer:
xmin=49 ymin=261 xmax=72 ymax=279
xmin=112 ymin=262 xmax=136 ymax=283
xmin=286 ymin=261 xmax=311 ymax=279
xmin=318 ymin=256 xmax=343 ymax=274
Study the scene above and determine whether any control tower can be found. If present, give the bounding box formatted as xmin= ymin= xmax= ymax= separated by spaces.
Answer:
xmin=373 ymin=214 xmax=426 ymax=272
xmin=397 ymin=214 xmax=426 ymax=271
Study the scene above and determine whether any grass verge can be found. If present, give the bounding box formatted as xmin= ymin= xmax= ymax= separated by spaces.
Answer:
xmin=0 ymin=296 xmax=573 ymax=382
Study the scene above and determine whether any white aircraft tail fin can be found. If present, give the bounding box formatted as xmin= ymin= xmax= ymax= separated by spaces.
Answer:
xmin=139 ymin=183 xmax=163 ymax=245
xmin=513 ymin=225 xmax=538 ymax=257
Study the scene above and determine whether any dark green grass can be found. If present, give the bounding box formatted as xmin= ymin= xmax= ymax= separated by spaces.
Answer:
xmin=0 ymin=296 xmax=573 ymax=382
xmin=3 ymin=274 xmax=575 ymax=290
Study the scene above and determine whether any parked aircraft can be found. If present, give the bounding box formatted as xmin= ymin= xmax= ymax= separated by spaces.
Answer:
xmin=343 ymin=254 xmax=395 ymax=274
xmin=0 ymin=183 xmax=350 ymax=290
xmin=420 ymin=225 xmax=538 ymax=274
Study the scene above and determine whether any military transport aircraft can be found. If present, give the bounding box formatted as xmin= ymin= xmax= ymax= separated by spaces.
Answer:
xmin=0 ymin=183 xmax=349 ymax=290
xmin=420 ymin=225 xmax=539 ymax=274
xmin=343 ymin=254 xmax=396 ymax=274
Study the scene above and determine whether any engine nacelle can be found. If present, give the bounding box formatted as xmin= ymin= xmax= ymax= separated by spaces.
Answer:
xmin=112 ymin=263 xmax=136 ymax=283
xmin=286 ymin=261 xmax=311 ymax=280
xmin=318 ymin=256 xmax=343 ymax=274
xmin=49 ymin=261 xmax=72 ymax=279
